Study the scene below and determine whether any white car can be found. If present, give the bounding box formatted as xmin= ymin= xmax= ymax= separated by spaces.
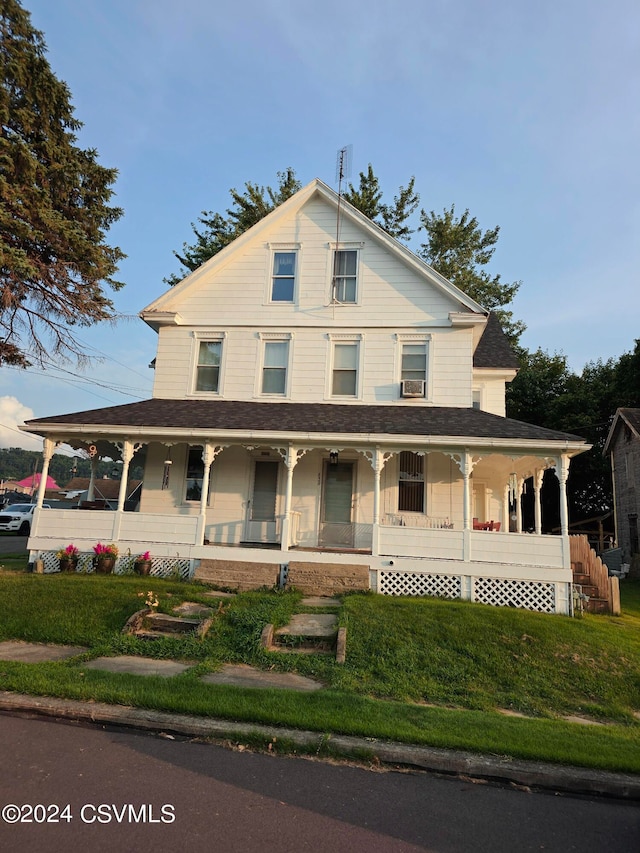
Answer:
xmin=0 ymin=503 xmax=51 ymax=535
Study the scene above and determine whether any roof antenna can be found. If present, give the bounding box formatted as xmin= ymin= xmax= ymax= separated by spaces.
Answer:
xmin=333 ymin=145 xmax=352 ymax=303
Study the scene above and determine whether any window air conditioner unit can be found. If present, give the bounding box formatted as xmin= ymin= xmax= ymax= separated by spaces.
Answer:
xmin=401 ymin=379 xmax=425 ymax=398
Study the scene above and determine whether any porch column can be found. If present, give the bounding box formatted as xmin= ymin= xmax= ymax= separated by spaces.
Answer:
xmin=35 ymin=438 xmax=57 ymax=509
xmin=281 ymin=445 xmax=299 ymax=552
xmin=87 ymin=453 xmax=98 ymax=501
xmin=502 ymin=484 xmax=510 ymax=532
xmin=198 ymin=444 xmax=216 ymax=545
xmin=117 ymin=440 xmax=135 ymax=512
xmin=557 ymin=454 xmax=570 ymax=537
xmin=372 ymin=448 xmax=384 ymax=557
xmin=533 ymin=469 xmax=544 ymax=535
xmin=462 ymin=451 xmax=473 ymax=562
xmin=462 ymin=451 xmax=472 ymax=531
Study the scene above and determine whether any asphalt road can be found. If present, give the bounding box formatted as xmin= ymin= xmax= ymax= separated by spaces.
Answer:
xmin=0 ymin=715 xmax=637 ymax=853
xmin=0 ymin=535 xmax=27 ymax=555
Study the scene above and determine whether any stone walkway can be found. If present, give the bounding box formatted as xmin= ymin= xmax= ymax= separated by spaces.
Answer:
xmin=0 ymin=597 xmax=344 ymax=691
xmin=0 ymin=641 xmax=88 ymax=662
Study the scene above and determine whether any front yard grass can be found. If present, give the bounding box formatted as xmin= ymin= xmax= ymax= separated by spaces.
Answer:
xmin=0 ymin=573 xmax=639 ymax=773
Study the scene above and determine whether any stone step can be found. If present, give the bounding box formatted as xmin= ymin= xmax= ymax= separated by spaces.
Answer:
xmin=143 ymin=613 xmax=199 ymax=634
xmin=274 ymin=613 xmax=338 ymax=639
xmin=196 ymin=559 xmax=279 ymax=591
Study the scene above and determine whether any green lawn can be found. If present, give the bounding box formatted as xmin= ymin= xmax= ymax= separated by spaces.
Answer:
xmin=0 ymin=572 xmax=639 ymax=773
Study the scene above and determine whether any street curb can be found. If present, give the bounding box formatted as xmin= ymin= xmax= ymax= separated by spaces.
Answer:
xmin=1 ymin=691 xmax=639 ymax=800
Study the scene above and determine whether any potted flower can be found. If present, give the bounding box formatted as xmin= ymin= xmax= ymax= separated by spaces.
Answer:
xmin=134 ymin=550 xmax=152 ymax=576
xmin=93 ymin=542 xmax=118 ymax=574
xmin=57 ymin=544 xmax=79 ymax=573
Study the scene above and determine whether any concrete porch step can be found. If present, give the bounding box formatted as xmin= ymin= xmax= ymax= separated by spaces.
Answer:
xmin=286 ymin=561 xmax=369 ymax=596
xmin=196 ymin=559 xmax=279 ymax=592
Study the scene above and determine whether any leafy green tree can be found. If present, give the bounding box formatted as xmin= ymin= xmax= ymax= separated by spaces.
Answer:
xmin=166 ymin=168 xmax=301 ymax=285
xmin=418 ymin=205 xmax=524 ymax=342
xmin=0 ymin=0 xmax=124 ymax=367
xmin=613 ymin=338 xmax=640 ymax=407
xmin=343 ymin=163 xmax=419 ymax=241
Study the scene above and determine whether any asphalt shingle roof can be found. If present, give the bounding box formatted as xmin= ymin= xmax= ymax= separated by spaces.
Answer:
xmin=473 ymin=313 xmax=520 ymax=370
xmin=25 ymin=399 xmax=585 ymax=444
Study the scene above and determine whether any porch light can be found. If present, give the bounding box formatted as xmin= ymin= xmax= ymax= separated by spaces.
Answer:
xmin=162 ymin=450 xmax=173 ymax=490
xmin=329 ymin=451 xmax=339 ymax=466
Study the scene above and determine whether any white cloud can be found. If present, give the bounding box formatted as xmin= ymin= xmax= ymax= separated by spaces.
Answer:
xmin=0 ymin=397 xmax=42 ymax=451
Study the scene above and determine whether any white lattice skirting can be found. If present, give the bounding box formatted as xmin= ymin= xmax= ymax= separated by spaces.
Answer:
xmin=36 ymin=552 xmax=193 ymax=580
xmin=378 ymin=570 xmax=558 ymax=613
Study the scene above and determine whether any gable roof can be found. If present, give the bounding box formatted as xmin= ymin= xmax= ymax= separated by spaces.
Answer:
xmin=23 ymin=398 xmax=586 ymax=449
xmin=604 ymin=407 xmax=640 ymax=455
xmin=473 ymin=313 xmax=520 ymax=370
xmin=141 ymin=178 xmax=487 ymax=323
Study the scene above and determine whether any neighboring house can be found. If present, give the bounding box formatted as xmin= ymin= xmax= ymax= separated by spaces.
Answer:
xmin=604 ymin=408 xmax=640 ymax=565
xmin=22 ymin=179 xmax=589 ymax=613
xmin=0 ymin=474 xmax=59 ymax=496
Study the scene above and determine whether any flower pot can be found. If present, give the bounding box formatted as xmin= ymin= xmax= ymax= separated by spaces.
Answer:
xmin=94 ymin=556 xmax=116 ymax=574
xmin=59 ymin=558 xmax=78 ymax=573
xmin=134 ymin=559 xmax=152 ymax=576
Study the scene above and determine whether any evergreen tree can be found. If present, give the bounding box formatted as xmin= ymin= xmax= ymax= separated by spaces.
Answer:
xmin=166 ymin=168 xmax=301 ymax=285
xmin=0 ymin=0 xmax=124 ymax=367
xmin=418 ymin=205 xmax=524 ymax=342
xmin=343 ymin=163 xmax=419 ymax=241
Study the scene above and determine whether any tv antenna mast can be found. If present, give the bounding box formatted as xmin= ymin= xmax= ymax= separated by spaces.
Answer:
xmin=332 ymin=145 xmax=352 ymax=304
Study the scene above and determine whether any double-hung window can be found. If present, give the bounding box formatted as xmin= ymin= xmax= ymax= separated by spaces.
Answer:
xmin=262 ymin=340 xmax=289 ymax=395
xmin=332 ymin=250 xmax=358 ymax=303
xmin=271 ymin=251 xmax=296 ymax=302
xmin=332 ymin=342 xmax=359 ymax=397
xmin=398 ymin=451 xmax=425 ymax=513
xmin=195 ymin=340 xmax=222 ymax=392
xmin=401 ymin=343 xmax=427 ymax=383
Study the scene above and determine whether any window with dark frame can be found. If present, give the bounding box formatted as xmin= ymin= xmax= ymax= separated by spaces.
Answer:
xmin=185 ymin=446 xmax=204 ymax=502
xmin=398 ymin=451 xmax=425 ymax=513
xmin=195 ymin=340 xmax=221 ymax=392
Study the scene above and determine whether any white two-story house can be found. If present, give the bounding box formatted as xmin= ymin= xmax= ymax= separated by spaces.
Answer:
xmin=23 ymin=179 xmax=588 ymax=613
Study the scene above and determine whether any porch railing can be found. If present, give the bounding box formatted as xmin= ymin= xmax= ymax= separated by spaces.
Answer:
xmin=383 ymin=514 xmax=453 ymax=529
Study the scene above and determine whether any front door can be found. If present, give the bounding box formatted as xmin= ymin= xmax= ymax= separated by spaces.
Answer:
xmin=245 ymin=461 xmax=280 ymax=543
xmin=320 ymin=461 xmax=354 ymax=547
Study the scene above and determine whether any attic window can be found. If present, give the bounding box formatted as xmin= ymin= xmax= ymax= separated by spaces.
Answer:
xmin=271 ymin=251 xmax=296 ymax=302
xmin=332 ymin=250 xmax=358 ymax=303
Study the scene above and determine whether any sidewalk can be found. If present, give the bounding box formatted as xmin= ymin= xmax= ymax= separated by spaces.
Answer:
xmin=1 ymin=690 xmax=639 ymax=802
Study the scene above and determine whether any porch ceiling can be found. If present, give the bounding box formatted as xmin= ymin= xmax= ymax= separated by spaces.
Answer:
xmin=22 ymin=399 xmax=589 ymax=456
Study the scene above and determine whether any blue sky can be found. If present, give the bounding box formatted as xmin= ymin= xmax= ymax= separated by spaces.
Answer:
xmin=2 ymin=0 xmax=639 ymax=450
